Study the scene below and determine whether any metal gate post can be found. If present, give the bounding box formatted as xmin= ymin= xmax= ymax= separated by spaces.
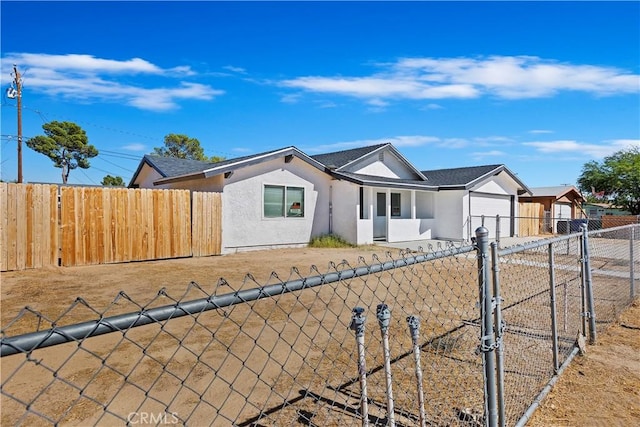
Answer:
xmin=495 ymin=215 xmax=501 ymax=250
xmin=350 ymin=307 xmax=369 ymax=427
xmin=579 ymin=235 xmax=587 ymax=336
xmin=490 ymin=242 xmax=505 ymax=427
xmin=407 ymin=315 xmax=427 ymax=427
xmin=581 ymin=225 xmax=597 ymax=344
xmin=631 ymin=227 xmax=636 ymax=300
xmin=476 ymin=227 xmax=498 ymax=427
xmin=548 ymin=243 xmax=560 ymax=372
xmin=376 ymin=304 xmax=395 ymax=427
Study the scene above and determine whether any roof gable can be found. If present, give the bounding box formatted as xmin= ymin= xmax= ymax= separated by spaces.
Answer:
xmin=529 ymin=186 xmax=584 ymax=200
xmin=422 ymin=164 xmax=531 ymax=193
xmin=311 ymin=143 xmax=427 ymax=181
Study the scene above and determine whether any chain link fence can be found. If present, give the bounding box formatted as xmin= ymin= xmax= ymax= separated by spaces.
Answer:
xmin=2 ymin=224 xmax=638 ymax=426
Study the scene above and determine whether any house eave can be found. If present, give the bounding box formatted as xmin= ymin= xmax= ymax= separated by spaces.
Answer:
xmin=330 ymin=172 xmax=437 ymax=191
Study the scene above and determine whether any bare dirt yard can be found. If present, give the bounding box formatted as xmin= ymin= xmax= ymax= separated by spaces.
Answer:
xmin=527 ymin=297 xmax=640 ymax=427
xmin=1 ymin=246 xmax=639 ymax=426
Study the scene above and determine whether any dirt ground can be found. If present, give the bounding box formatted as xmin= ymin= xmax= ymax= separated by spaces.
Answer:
xmin=527 ymin=298 xmax=640 ymax=426
xmin=1 ymin=246 xmax=639 ymax=426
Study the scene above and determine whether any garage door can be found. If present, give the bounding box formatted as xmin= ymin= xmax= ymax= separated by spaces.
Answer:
xmin=555 ymin=203 xmax=572 ymax=220
xmin=470 ymin=192 xmax=512 ymax=239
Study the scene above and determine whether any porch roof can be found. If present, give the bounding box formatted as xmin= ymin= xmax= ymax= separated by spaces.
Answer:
xmin=331 ymin=171 xmax=438 ymax=190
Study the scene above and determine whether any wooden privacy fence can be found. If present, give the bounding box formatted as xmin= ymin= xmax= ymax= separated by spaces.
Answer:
xmin=1 ymin=183 xmax=59 ymax=271
xmin=518 ymin=202 xmax=544 ymax=236
xmin=1 ymin=183 xmax=222 ymax=271
xmin=602 ymin=215 xmax=640 ymax=228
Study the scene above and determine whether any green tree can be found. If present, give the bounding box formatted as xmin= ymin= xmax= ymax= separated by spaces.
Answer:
xmin=26 ymin=121 xmax=98 ymax=184
xmin=577 ymin=147 xmax=640 ymax=215
xmin=101 ymin=175 xmax=125 ymax=186
xmin=153 ymin=133 xmax=224 ymax=162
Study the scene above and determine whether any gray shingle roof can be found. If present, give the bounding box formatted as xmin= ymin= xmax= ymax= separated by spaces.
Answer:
xmin=143 ymin=155 xmax=217 ymax=178
xmin=142 ymin=147 xmax=297 ymax=179
xmin=310 ymin=143 xmax=388 ymax=169
xmin=421 ymin=164 xmax=503 ymax=187
xmin=528 ymin=186 xmax=582 ymax=198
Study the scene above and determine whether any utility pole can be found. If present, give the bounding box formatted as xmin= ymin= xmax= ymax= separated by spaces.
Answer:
xmin=14 ymin=64 xmax=23 ymax=183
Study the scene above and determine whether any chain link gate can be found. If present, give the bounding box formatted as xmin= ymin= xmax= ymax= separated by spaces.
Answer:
xmin=475 ymin=224 xmax=639 ymax=427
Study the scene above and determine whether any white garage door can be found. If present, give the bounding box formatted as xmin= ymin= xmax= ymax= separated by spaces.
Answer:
xmin=555 ymin=203 xmax=572 ymax=219
xmin=470 ymin=193 xmax=512 ymax=239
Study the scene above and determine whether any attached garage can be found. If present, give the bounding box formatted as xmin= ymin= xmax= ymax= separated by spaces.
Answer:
xmin=469 ymin=192 xmax=514 ymax=239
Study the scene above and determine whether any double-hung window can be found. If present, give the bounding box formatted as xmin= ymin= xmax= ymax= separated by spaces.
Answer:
xmin=264 ymin=185 xmax=305 ymax=218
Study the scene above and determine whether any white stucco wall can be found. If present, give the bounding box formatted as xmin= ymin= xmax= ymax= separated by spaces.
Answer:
xmin=387 ymin=218 xmax=435 ymax=242
xmin=221 ymin=157 xmax=332 ymax=252
xmin=434 ymin=190 xmax=465 ymax=240
xmin=330 ymin=180 xmax=360 ymax=244
xmin=133 ymin=166 xmax=164 ymax=188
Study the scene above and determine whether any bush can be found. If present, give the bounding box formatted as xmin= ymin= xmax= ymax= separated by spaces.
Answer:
xmin=308 ymin=234 xmax=356 ymax=248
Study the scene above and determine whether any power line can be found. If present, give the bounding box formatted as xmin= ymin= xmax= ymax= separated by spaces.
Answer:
xmin=98 ymin=149 xmax=142 ymax=160
xmin=95 ymin=156 xmax=136 ymax=173
xmin=2 ymin=104 xmax=237 ymax=159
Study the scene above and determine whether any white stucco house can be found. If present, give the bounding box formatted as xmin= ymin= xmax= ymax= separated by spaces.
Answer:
xmin=129 ymin=143 xmax=530 ymax=253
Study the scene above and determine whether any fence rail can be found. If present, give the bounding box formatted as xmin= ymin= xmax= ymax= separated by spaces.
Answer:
xmin=1 ymin=224 xmax=638 ymax=426
xmin=1 ymin=183 xmax=222 ymax=271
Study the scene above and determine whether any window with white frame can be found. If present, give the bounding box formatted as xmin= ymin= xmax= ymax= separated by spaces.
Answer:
xmin=391 ymin=192 xmax=401 ymax=217
xmin=376 ymin=192 xmax=401 ymax=217
xmin=264 ymin=185 xmax=305 ymax=218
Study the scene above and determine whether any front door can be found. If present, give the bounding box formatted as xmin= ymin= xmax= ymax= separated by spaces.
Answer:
xmin=374 ymin=192 xmax=387 ymax=239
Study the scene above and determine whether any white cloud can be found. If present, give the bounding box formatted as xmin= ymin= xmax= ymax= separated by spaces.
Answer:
xmin=473 ymin=136 xmax=515 ymax=145
xmin=279 ymin=76 xmax=478 ymax=100
xmin=5 ymin=53 xmax=193 ymax=75
xmin=308 ymin=135 xmax=441 ymax=153
xmin=423 ymin=103 xmax=444 ymax=110
xmin=280 ymin=93 xmax=301 ymax=104
xmin=121 ymin=143 xmax=147 ymax=151
xmin=524 ymin=139 xmax=640 ymax=158
xmin=1 ymin=52 xmax=222 ymax=111
xmin=473 ymin=150 xmax=506 ymax=157
xmin=223 ymin=65 xmax=247 ymax=74
xmin=529 ymin=129 xmax=554 ymax=134
xmin=278 ymin=55 xmax=639 ymax=105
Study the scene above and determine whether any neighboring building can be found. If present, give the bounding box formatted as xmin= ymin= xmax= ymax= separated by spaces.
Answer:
xmin=129 ymin=143 xmax=530 ymax=253
xmin=519 ymin=186 xmax=585 ymax=233
xmin=582 ymin=202 xmax=631 ymax=219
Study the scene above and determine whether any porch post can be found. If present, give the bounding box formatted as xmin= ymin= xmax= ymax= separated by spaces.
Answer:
xmin=411 ymin=190 xmax=416 ymax=220
xmin=386 ymin=188 xmax=391 ymax=240
xmin=368 ymin=187 xmax=374 ymax=220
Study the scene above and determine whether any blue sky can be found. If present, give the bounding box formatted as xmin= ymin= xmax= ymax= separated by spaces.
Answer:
xmin=1 ymin=1 xmax=639 ymax=188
